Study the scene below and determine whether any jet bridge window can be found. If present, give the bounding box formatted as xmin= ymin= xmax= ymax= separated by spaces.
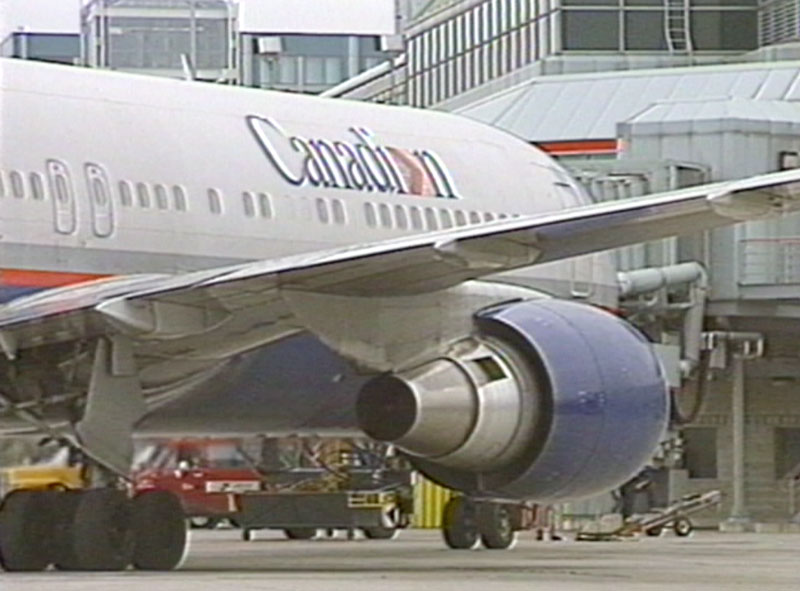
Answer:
xmin=29 ymin=173 xmax=46 ymax=201
xmin=136 ymin=183 xmax=151 ymax=208
xmin=208 ymin=188 xmax=223 ymax=215
xmin=118 ymin=181 xmax=133 ymax=207
xmin=10 ymin=171 xmax=25 ymax=199
xmin=173 ymin=185 xmax=188 ymax=212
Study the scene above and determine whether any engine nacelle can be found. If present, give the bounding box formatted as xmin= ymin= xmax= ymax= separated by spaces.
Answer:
xmin=356 ymin=299 xmax=668 ymax=502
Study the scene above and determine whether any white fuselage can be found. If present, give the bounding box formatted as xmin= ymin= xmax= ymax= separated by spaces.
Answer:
xmin=0 ymin=58 xmax=616 ymax=305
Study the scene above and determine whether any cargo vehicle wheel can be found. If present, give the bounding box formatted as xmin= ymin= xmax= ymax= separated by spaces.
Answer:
xmin=284 ymin=528 xmax=316 ymax=540
xmin=645 ymin=526 xmax=663 ymax=537
xmin=363 ymin=526 xmax=399 ymax=540
xmin=50 ymin=490 xmax=83 ymax=570
xmin=673 ymin=516 xmax=693 ymax=537
xmin=131 ymin=490 xmax=187 ymax=570
xmin=442 ymin=496 xmax=479 ymax=550
xmin=477 ymin=503 xmax=517 ymax=550
xmin=65 ymin=489 xmax=133 ymax=571
xmin=189 ymin=516 xmax=218 ymax=529
xmin=0 ymin=490 xmax=54 ymax=571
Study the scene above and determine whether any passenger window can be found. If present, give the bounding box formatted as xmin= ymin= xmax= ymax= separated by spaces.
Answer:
xmin=316 ymin=198 xmax=330 ymax=224
xmin=424 ymin=207 xmax=439 ymax=230
xmin=469 ymin=211 xmax=481 ymax=224
xmin=258 ymin=193 xmax=273 ymax=219
xmin=332 ymin=199 xmax=346 ymax=224
xmin=454 ymin=210 xmax=467 ymax=227
xmin=30 ymin=173 xmax=46 ymax=200
xmin=118 ymin=181 xmax=133 ymax=207
xmin=440 ymin=209 xmax=453 ymax=229
xmin=364 ymin=202 xmax=377 ymax=228
xmin=208 ymin=188 xmax=223 ymax=214
xmin=483 ymin=212 xmax=496 ymax=222
xmin=497 ymin=213 xmax=508 ymax=220
xmin=243 ymin=192 xmax=256 ymax=217
xmin=395 ymin=205 xmax=408 ymax=230
xmin=136 ymin=183 xmax=151 ymax=208
xmin=378 ymin=203 xmax=392 ymax=228
xmin=0 ymin=172 xmax=5 ymax=198
xmin=10 ymin=171 xmax=24 ymax=198
xmin=410 ymin=206 xmax=423 ymax=230
xmin=155 ymin=185 xmax=169 ymax=210
xmin=173 ymin=185 xmax=188 ymax=211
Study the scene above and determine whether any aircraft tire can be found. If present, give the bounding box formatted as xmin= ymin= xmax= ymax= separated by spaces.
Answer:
xmin=284 ymin=527 xmax=317 ymax=540
xmin=0 ymin=489 xmax=54 ymax=571
xmin=66 ymin=488 xmax=133 ymax=570
xmin=49 ymin=490 xmax=83 ymax=570
xmin=363 ymin=526 xmax=399 ymax=540
xmin=442 ymin=496 xmax=480 ymax=550
xmin=131 ymin=490 xmax=187 ymax=570
xmin=477 ymin=503 xmax=517 ymax=550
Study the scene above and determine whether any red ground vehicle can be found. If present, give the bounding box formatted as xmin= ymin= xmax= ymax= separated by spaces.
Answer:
xmin=133 ymin=438 xmax=261 ymax=527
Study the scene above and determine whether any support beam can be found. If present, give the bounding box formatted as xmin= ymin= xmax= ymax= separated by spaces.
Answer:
xmin=727 ymin=354 xmax=750 ymax=525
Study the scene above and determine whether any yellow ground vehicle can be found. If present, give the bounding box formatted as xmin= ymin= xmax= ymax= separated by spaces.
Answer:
xmin=0 ymin=466 xmax=84 ymax=498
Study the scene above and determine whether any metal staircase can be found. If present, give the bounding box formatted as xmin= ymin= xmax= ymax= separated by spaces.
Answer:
xmin=664 ymin=0 xmax=694 ymax=53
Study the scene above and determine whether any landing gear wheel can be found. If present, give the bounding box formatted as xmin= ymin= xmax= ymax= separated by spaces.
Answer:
xmin=363 ymin=526 xmax=399 ymax=540
xmin=131 ymin=490 xmax=188 ymax=571
xmin=65 ymin=489 xmax=133 ymax=571
xmin=442 ymin=496 xmax=479 ymax=550
xmin=284 ymin=528 xmax=316 ymax=540
xmin=673 ymin=516 xmax=693 ymax=537
xmin=0 ymin=490 xmax=54 ymax=571
xmin=477 ymin=503 xmax=517 ymax=550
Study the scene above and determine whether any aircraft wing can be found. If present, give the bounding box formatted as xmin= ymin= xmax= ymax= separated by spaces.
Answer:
xmin=0 ymin=168 xmax=799 ymax=356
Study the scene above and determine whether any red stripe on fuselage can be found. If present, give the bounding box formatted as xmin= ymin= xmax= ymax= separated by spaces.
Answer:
xmin=0 ymin=270 xmax=108 ymax=288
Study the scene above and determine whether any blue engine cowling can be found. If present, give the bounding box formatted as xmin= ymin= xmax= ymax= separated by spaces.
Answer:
xmin=356 ymin=299 xmax=669 ymax=502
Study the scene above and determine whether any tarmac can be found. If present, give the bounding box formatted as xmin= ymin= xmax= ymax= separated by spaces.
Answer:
xmin=2 ymin=528 xmax=798 ymax=591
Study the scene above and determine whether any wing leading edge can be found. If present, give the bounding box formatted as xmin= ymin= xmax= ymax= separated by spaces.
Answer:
xmin=1 ymin=167 xmax=800 ymax=355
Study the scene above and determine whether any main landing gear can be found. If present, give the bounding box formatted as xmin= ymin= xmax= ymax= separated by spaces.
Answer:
xmin=0 ymin=488 xmax=187 ymax=572
xmin=441 ymin=496 xmax=518 ymax=550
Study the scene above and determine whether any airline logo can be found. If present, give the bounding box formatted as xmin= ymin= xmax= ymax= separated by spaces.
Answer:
xmin=246 ymin=115 xmax=459 ymax=199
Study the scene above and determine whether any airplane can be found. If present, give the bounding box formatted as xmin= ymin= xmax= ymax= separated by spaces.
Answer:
xmin=0 ymin=55 xmax=800 ymax=572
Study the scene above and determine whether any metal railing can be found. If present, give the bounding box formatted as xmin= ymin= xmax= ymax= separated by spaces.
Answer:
xmin=738 ymin=238 xmax=800 ymax=285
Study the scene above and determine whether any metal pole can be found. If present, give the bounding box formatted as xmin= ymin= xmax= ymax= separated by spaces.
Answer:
xmin=728 ymin=354 xmax=750 ymax=523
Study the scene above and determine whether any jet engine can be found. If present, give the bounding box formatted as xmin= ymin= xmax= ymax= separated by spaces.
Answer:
xmin=356 ymin=299 xmax=668 ymax=502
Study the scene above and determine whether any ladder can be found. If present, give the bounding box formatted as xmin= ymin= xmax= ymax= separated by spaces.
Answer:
xmin=664 ymin=0 xmax=694 ymax=53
